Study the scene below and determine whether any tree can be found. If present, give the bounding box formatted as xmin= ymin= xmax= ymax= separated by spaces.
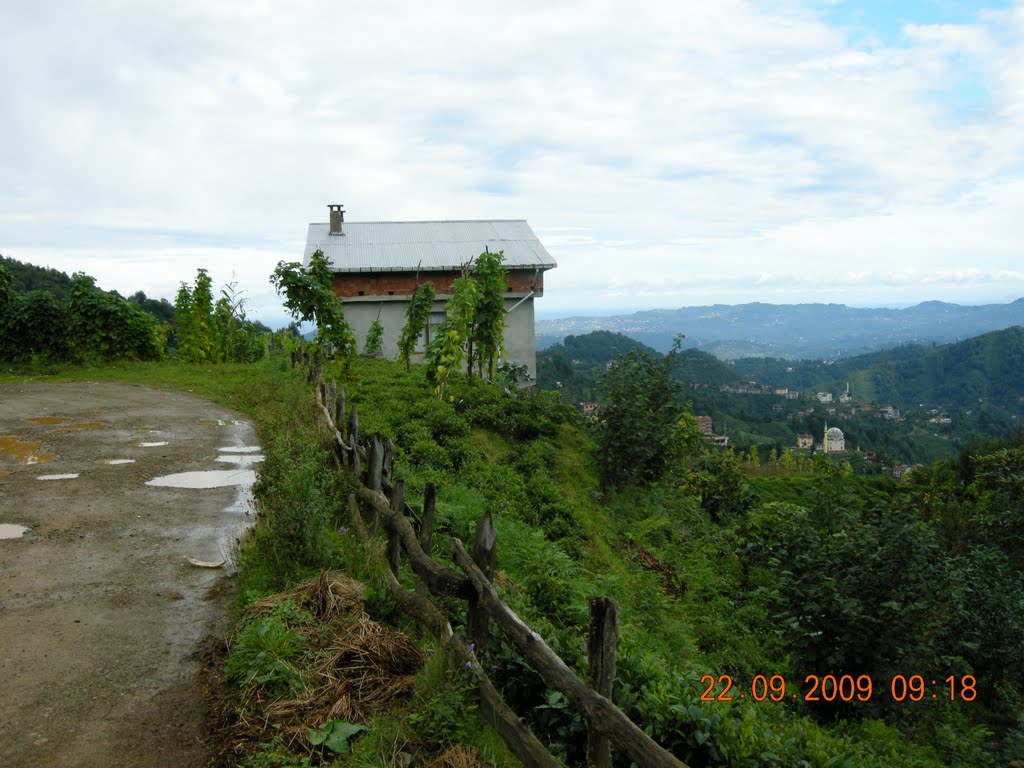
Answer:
xmin=271 ymin=249 xmax=356 ymax=363
xmin=425 ymin=274 xmax=477 ymax=400
xmin=398 ymin=282 xmax=435 ymax=371
xmin=593 ymin=336 xmax=689 ymax=488
xmin=363 ymin=317 xmax=384 ymax=357
xmin=470 ymin=249 xmax=508 ymax=380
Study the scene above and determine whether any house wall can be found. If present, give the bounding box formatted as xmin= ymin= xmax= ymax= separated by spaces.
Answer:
xmin=340 ymin=295 xmax=539 ymax=384
xmin=331 ymin=269 xmax=543 ymax=299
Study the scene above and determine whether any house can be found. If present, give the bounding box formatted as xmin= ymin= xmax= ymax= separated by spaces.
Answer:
xmin=796 ymin=434 xmax=814 ymax=449
xmin=304 ymin=205 xmax=556 ymax=382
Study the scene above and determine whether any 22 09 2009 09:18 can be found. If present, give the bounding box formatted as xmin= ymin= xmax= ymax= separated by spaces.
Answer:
xmin=700 ymin=673 xmax=977 ymax=703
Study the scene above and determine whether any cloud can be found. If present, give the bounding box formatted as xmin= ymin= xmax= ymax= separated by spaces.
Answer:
xmin=1 ymin=0 xmax=1023 ymax=321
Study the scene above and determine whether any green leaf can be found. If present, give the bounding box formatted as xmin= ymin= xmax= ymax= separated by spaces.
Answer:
xmin=307 ymin=720 xmax=366 ymax=754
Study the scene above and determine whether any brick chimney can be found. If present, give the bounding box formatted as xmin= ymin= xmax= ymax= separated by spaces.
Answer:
xmin=329 ymin=204 xmax=345 ymax=235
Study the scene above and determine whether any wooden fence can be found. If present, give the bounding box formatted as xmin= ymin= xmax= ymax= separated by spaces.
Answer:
xmin=312 ymin=371 xmax=688 ymax=768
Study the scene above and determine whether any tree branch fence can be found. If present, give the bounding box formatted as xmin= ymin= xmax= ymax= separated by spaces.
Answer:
xmin=311 ymin=368 xmax=688 ymax=768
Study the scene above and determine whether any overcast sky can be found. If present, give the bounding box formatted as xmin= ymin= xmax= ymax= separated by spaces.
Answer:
xmin=2 ymin=0 xmax=1023 ymax=326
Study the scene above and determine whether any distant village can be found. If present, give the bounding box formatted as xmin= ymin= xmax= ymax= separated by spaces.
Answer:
xmin=578 ymin=378 xmax=957 ymax=478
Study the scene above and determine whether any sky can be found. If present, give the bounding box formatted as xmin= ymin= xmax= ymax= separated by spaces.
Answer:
xmin=2 ymin=0 xmax=1024 ymax=326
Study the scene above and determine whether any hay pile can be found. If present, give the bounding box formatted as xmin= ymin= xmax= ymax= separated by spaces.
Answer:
xmin=230 ymin=570 xmax=426 ymax=759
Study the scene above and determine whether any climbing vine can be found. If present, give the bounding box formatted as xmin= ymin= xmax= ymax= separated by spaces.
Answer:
xmin=397 ymin=281 xmax=435 ymax=371
xmin=425 ymin=274 xmax=477 ymax=400
xmin=470 ymin=249 xmax=508 ymax=380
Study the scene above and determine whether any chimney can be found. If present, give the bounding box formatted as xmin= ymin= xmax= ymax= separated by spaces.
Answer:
xmin=329 ymin=204 xmax=345 ymax=235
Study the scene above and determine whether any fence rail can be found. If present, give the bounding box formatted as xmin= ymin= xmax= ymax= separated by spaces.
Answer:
xmin=312 ymin=369 xmax=688 ymax=768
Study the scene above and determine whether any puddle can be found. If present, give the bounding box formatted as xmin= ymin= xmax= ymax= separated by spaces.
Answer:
xmin=215 ymin=454 xmax=264 ymax=466
xmin=0 ymin=471 xmax=11 ymax=478
xmin=95 ymin=459 xmax=136 ymax=465
xmin=146 ymin=470 xmax=257 ymax=489
xmin=36 ymin=473 xmax=79 ymax=481
xmin=218 ymin=445 xmax=261 ymax=453
xmin=0 ymin=435 xmax=56 ymax=464
xmin=69 ymin=422 xmax=107 ymax=429
xmin=0 ymin=524 xmax=29 ymax=540
xmin=133 ymin=441 xmax=169 ymax=448
xmin=199 ymin=419 xmax=242 ymax=426
xmin=23 ymin=417 xmax=72 ymax=425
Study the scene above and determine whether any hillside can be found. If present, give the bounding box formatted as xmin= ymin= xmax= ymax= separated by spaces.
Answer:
xmin=539 ymin=329 xmax=1022 ymax=465
xmin=732 ymin=326 xmax=1024 ymax=416
xmin=307 ymin=354 xmax=1024 ymax=767
xmin=538 ymin=299 xmax=1024 ymax=359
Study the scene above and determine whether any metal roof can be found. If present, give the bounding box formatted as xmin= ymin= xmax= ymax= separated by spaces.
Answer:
xmin=304 ymin=219 xmax=557 ymax=273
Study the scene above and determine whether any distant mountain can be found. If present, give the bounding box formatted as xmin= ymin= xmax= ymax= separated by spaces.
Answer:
xmin=537 ymin=299 xmax=1024 ymax=360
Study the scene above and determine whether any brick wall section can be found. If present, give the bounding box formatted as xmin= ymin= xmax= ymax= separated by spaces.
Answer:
xmin=331 ymin=269 xmax=544 ymax=299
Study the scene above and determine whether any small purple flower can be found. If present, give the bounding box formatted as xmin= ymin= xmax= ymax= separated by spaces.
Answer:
xmin=468 ymin=643 xmax=475 ymax=652
xmin=465 ymin=662 xmax=473 ymax=669
xmin=338 ymin=526 xmax=347 ymax=537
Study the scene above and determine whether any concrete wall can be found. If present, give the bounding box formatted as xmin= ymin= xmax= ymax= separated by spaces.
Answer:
xmin=341 ymin=295 xmax=538 ymax=384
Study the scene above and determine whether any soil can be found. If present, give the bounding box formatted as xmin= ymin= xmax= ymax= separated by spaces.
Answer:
xmin=0 ymin=380 xmax=258 ymax=768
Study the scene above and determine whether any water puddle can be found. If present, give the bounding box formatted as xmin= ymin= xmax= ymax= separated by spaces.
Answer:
xmin=133 ymin=441 xmax=169 ymax=448
xmin=199 ymin=418 xmax=242 ymax=426
xmin=146 ymin=470 xmax=257 ymax=489
xmin=218 ymin=445 xmax=261 ymax=453
xmin=0 ymin=524 xmax=29 ymax=540
xmin=0 ymin=435 xmax=56 ymax=464
xmin=23 ymin=417 xmax=72 ymax=425
xmin=36 ymin=473 xmax=79 ymax=481
xmin=0 ymin=471 xmax=11 ymax=478
xmin=95 ymin=459 xmax=136 ymax=465
xmin=215 ymin=454 xmax=264 ymax=466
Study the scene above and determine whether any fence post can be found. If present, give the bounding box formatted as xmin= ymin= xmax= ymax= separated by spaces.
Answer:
xmin=347 ymin=405 xmax=359 ymax=455
xmin=336 ymin=387 xmax=346 ymax=439
xmin=350 ymin=433 xmax=361 ymax=477
xmin=467 ymin=510 xmax=496 ymax=649
xmin=383 ymin=437 xmax=395 ymax=481
xmin=326 ymin=380 xmax=337 ymax=421
xmin=386 ymin=480 xmax=404 ymax=573
xmin=367 ymin=436 xmax=384 ymax=532
xmin=587 ymin=597 xmax=619 ymax=768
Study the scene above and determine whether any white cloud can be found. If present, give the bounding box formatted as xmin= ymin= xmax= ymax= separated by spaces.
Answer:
xmin=2 ymin=0 xmax=1023 ymax=321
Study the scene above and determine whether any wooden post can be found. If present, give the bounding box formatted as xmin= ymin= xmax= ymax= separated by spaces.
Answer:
xmin=335 ymin=387 xmax=346 ymax=439
xmin=368 ymin=436 xmax=384 ymax=532
xmin=368 ymin=435 xmax=384 ymax=492
xmin=326 ymin=380 xmax=337 ymax=423
xmin=587 ymin=597 xmax=619 ymax=768
xmin=383 ymin=437 xmax=395 ymax=481
xmin=349 ymin=433 xmax=361 ymax=477
xmin=386 ymin=480 xmax=404 ymax=573
xmin=467 ymin=510 xmax=496 ymax=650
xmin=420 ymin=482 xmax=436 ymax=554
xmin=347 ymin=405 xmax=359 ymax=453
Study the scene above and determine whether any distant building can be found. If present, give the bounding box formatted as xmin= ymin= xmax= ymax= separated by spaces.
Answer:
xmin=817 ymin=392 xmax=833 ymax=403
xmin=580 ymin=401 xmax=598 ymax=417
xmin=839 ymin=382 xmax=852 ymax=404
xmin=824 ymin=425 xmax=846 ymax=453
xmin=797 ymin=434 xmax=814 ymax=449
xmin=695 ymin=416 xmax=713 ymax=436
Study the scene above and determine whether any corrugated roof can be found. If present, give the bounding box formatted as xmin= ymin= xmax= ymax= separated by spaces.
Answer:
xmin=304 ymin=219 xmax=557 ymax=272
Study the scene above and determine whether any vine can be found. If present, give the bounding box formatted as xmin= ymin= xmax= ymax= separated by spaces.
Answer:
xmin=397 ymin=281 xmax=435 ymax=371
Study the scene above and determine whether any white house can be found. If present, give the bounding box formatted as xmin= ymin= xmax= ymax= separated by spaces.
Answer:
xmin=303 ymin=205 xmax=556 ymax=383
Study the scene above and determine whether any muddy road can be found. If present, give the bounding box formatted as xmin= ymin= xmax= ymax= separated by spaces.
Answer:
xmin=0 ymin=381 xmax=259 ymax=768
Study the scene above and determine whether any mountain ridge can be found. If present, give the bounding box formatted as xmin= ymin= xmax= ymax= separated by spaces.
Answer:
xmin=538 ymin=298 xmax=1024 ymax=359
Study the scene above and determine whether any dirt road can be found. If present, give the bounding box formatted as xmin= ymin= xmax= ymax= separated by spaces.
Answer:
xmin=0 ymin=381 xmax=258 ymax=768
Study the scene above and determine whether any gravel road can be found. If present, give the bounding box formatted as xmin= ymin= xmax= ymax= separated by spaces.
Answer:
xmin=0 ymin=380 xmax=258 ymax=768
